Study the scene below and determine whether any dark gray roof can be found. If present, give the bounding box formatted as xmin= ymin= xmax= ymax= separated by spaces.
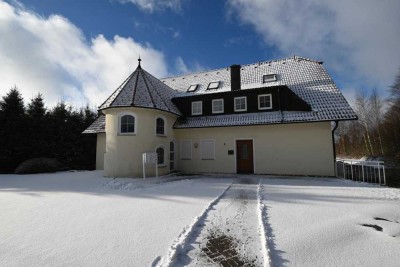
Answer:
xmin=99 ymin=66 xmax=181 ymax=115
xmin=82 ymin=115 xmax=105 ymax=134
xmin=162 ymin=56 xmax=357 ymax=124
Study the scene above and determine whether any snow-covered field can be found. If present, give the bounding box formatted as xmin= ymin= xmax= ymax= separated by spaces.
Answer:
xmin=0 ymin=171 xmax=399 ymax=266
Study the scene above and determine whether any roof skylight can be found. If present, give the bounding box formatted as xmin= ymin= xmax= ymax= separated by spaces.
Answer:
xmin=263 ymin=74 xmax=277 ymax=83
xmin=187 ymin=84 xmax=198 ymax=92
xmin=207 ymin=81 xmax=220 ymax=90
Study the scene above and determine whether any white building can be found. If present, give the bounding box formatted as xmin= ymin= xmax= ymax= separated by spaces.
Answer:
xmin=83 ymin=56 xmax=357 ymax=177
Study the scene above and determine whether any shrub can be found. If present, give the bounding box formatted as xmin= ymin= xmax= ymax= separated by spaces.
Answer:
xmin=14 ymin=158 xmax=66 ymax=174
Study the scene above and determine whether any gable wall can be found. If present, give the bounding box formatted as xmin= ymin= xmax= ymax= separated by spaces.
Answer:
xmin=175 ymin=121 xmax=335 ymax=176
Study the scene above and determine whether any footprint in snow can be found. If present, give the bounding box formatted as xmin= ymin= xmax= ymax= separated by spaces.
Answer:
xmin=361 ymin=217 xmax=400 ymax=238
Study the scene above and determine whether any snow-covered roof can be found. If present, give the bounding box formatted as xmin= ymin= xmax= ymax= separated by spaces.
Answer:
xmin=82 ymin=115 xmax=105 ymax=134
xmin=162 ymin=56 xmax=356 ymax=127
xmin=174 ymin=111 xmax=321 ymax=129
xmin=84 ymin=56 xmax=356 ymax=133
xmin=99 ymin=63 xmax=181 ymax=115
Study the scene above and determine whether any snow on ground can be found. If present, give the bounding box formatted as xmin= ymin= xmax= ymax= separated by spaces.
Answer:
xmin=1 ymin=171 xmax=400 ymax=267
xmin=0 ymin=171 xmax=233 ymax=266
xmin=260 ymin=177 xmax=400 ymax=267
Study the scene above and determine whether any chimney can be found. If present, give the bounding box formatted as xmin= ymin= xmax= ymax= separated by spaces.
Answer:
xmin=230 ymin=64 xmax=241 ymax=91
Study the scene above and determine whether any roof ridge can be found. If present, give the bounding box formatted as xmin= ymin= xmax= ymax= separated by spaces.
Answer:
xmin=161 ymin=66 xmax=227 ymax=80
xmin=241 ymin=55 xmax=323 ymax=68
xmin=161 ymin=55 xmax=323 ymax=81
xmin=143 ymin=69 xmax=170 ymax=110
xmin=140 ymin=69 xmax=157 ymax=108
xmin=99 ymin=69 xmax=136 ymax=109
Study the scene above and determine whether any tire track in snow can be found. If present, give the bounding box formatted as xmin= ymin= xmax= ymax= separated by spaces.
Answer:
xmin=163 ymin=179 xmax=266 ymax=266
xmin=157 ymin=183 xmax=233 ymax=267
xmin=257 ymin=180 xmax=271 ymax=267
xmin=258 ymin=179 xmax=286 ymax=267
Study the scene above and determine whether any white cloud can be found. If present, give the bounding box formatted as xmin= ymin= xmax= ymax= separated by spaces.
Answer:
xmin=227 ymin=0 xmax=400 ymax=93
xmin=116 ymin=0 xmax=182 ymax=13
xmin=175 ymin=57 xmax=206 ymax=75
xmin=0 ymin=1 xmax=168 ymax=107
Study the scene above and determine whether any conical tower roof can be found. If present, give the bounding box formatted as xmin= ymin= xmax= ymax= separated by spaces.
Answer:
xmin=99 ymin=59 xmax=181 ymax=115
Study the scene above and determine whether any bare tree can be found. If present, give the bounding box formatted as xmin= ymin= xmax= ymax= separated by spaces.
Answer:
xmin=355 ymin=90 xmax=374 ymax=155
xmin=369 ymin=88 xmax=385 ymax=155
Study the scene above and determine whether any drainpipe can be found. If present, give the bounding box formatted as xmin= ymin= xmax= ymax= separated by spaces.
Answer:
xmin=332 ymin=120 xmax=339 ymax=176
xmin=278 ymin=87 xmax=283 ymax=122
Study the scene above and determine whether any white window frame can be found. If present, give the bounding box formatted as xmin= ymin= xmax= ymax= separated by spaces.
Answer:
xmin=212 ymin=99 xmax=224 ymax=114
xmin=207 ymin=81 xmax=220 ymax=90
xmin=258 ymin=94 xmax=273 ymax=110
xmin=200 ymin=139 xmax=215 ymax=160
xmin=234 ymin=96 xmax=247 ymax=112
xmin=187 ymin=84 xmax=198 ymax=92
xmin=263 ymin=74 xmax=277 ymax=83
xmin=181 ymin=140 xmax=192 ymax=160
xmin=191 ymin=101 xmax=202 ymax=115
xmin=155 ymin=115 xmax=167 ymax=136
xmin=155 ymin=145 xmax=167 ymax=167
xmin=118 ymin=112 xmax=137 ymax=135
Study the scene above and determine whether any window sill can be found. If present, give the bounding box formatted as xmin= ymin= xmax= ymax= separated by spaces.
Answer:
xmin=118 ymin=133 xmax=136 ymax=136
xmin=258 ymin=107 xmax=273 ymax=110
xmin=156 ymin=134 xmax=167 ymax=137
xmin=157 ymin=164 xmax=167 ymax=168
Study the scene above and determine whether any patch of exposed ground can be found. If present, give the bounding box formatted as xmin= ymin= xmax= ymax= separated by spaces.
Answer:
xmin=202 ymin=230 xmax=256 ymax=267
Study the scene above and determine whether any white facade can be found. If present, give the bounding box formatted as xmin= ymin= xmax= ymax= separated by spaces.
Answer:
xmin=96 ymin=107 xmax=335 ymax=177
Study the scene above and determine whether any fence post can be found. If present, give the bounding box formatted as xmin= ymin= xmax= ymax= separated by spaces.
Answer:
xmin=343 ymin=161 xmax=345 ymax=179
xmin=378 ymin=162 xmax=381 ymax=184
xmin=335 ymin=160 xmax=338 ymax=177
xmin=383 ymin=164 xmax=386 ymax=185
xmin=361 ymin=161 xmax=365 ymax=183
xmin=350 ymin=161 xmax=354 ymax=181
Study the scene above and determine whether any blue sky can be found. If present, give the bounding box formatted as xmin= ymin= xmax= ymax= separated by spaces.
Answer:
xmin=1 ymin=0 xmax=399 ymax=107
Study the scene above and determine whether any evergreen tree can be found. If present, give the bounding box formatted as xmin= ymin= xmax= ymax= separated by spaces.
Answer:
xmin=0 ymin=87 xmax=28 ymax=172
xmin=27 ymin=94 xmax=47 ymax=158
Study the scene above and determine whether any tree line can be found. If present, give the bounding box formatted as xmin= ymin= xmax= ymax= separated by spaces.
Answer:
xmin=0 ymin=88 xmax=97 ymax=173
xmin=336 ymin=70 xmax=400 ymax=161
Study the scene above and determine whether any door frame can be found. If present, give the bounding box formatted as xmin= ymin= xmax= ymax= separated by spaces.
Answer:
xmin=235 ymin=138 xmax=255 ymax=174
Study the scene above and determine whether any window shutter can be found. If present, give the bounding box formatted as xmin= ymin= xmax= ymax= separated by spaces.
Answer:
xmin=201 ymin=140 xmax=215 ymax=160
xmin=181 ymin=140 xmax=192 ymax=159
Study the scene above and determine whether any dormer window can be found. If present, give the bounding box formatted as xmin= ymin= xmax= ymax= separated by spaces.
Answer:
xmin=263 ymin=74 xmax=277 ymax=83
xmin=192 ymin=101 xmax=202 ymax=115
xmin=258 ymin=94 xmax=272 ymax=110
xmin=187 ymin=84 xmax=198 ymax=92
xmin=207 ymin=81 xmax=220 ymax=90
xmin=212 ymin=99 xmax=224 ymax=114
xmin=234 ymin=97 xmax=247 ymax=112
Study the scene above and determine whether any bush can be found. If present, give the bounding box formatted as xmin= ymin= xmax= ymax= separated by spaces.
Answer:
xmin=14 ymin=158 xmax=66 ymax=174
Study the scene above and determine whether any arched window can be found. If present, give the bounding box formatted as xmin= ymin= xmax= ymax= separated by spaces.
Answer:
xmin=156 ymin=117 xmax=165 ymax=135
xmin=119 ymin=114 xmax=136 ymax=134
xmin=156 ymin=146 xmax=165 ymax=166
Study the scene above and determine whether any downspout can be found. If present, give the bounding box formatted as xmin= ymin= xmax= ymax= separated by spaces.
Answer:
xmin=278 ymin=87 xmax=283 ymax=122
xmin=332 ymin=120 xmax=339 ymax=176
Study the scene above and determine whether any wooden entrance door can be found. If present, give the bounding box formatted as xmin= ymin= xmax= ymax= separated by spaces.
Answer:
xmin=236 ymin=140 xmax=254 ymax=174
